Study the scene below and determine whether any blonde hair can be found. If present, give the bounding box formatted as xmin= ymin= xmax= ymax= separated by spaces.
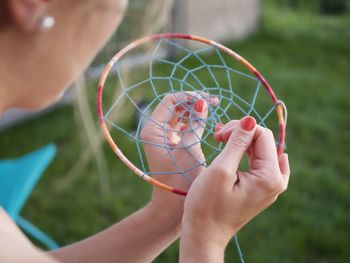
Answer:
xmin=56 ymin=0 xmax=174 ymax=195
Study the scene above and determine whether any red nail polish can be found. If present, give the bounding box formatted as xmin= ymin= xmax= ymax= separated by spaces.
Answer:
xmin=194 ymin=99 xmax=206 ymax=113
xmin=240 ymin=116 xmax=256 ymax=131
xmin=183 ymin=111 xmax=190 ymax=117
xmin=175 ymin=105 xmax=183 ymax=112
xmin=214 ymin=123 xmax=223 ymax=132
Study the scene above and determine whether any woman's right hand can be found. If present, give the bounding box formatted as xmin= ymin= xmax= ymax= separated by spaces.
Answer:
xmin=180 ymin=116 xmax=290 ymax=262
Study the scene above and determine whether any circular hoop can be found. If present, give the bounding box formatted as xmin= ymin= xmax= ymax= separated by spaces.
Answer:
xmin=97 ymin=33 xmax=286 ymax=196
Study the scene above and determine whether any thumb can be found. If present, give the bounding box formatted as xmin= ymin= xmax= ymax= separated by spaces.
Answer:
xmin=212 ymin=116 xmax=257 ymax=181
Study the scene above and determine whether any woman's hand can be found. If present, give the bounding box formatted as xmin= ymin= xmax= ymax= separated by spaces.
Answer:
xmin=180 ymin=116 xmax=290 ymax=262
xmin=141 ymin=92 xmax=218 ymax=227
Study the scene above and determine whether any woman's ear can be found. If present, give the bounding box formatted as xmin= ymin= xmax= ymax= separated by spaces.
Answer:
xmin=8 ymin=0 xmax=49 ymax=32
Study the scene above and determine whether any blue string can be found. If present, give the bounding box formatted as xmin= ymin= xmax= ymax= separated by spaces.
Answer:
xmin=234 ymin=234 xmax=245 ymax=263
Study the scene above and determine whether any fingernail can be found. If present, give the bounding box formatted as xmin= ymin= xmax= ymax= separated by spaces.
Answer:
xmin=180 ymin=124 xmax=187 ymax=131
xmin=194 ymin=99 xmax=206 ymax=113
xmin=240 ymin=116 xmax=256 ymax=131
xmin=214 ymin=123 xmax=223 ymax=131
xmin=183 ymin=111 xmax=190 ymax=117
xmin=168 ymin=132 xmax=181 ymax=145
xmin=211 ymin=95 xmax=219 ymax=105
xmin=175 ymin=105 xmax=184 ymax=112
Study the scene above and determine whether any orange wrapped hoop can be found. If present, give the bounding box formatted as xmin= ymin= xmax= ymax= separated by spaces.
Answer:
xmin=97 ymin=33 xmax=287 ymax=196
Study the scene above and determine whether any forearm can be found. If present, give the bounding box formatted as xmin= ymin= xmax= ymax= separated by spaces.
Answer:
xmin=179 ymin=225 xmax=225 ymax=263
xmin=50 ymin=204 xmax=180 ymax=263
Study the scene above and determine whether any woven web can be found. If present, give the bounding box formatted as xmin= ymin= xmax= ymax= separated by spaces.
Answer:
xmin=103 ymin=38 xmax=279 ymax=262
xmin=104 ymin=38 xmax=278 ymax=180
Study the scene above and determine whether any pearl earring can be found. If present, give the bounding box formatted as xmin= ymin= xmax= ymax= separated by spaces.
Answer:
xmin=40 ymin=16 xmax=55 ymax=30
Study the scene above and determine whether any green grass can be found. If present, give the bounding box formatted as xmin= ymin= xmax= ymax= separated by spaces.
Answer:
xmin=1 ymin=5 xmax=350 ymax=263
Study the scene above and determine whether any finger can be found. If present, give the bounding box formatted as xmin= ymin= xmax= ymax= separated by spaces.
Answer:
xmin=181 ymin=98 xmax=208 ymax=127
xmin=250 ymin=126 xmax=280 ymax=166
xmin=177 ymin=93 xmax=218 ymax=125
xmin=150 ymin=92 xmax=217 ymax=128
xmin=278 ymin=153 xmax=290 ymax=192
xmin=214 ymin=122 xmax=223 ymax=132
xmin=181 ymin=98 xmax=208 ymax=131
xmin=181 ymin=99 xmax=208 ymax=146
xmin=214 ymin=120 xmax=254 ymax=158
xmin=211 ymin=116 xmax=257 ymax=184
xmin=213 ymin=120 xmax=239 ymax=142
xmin=279 ymin=153 xmax=290 ymax=177
xmin=166 ymin=130 xmax=181 ymax=147
xmin=177 ymin=92 xmax=218 ymax=143
xmin=150 ymin=93 xmax=185 ymax=128
xmin=150 ymin=93 xmax=213 ymax=147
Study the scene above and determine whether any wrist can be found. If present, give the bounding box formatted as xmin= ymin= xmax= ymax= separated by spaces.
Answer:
xmin=148 ymin=188 xmax=187 ymax=229
xmin=182 ymin=216 xmax=236 ymax=248
xmin=180 ymin=223 xmax=226 ymax=263
xmin=144 ymin=202 xmax=182 ymax=235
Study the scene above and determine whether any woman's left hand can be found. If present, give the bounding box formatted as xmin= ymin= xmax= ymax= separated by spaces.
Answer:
xmin=141 ymin=92 xmax=218 ymax=227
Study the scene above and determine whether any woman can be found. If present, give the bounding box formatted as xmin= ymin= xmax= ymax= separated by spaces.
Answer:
xmin=0 ymin=0 xmax=290 ymax=262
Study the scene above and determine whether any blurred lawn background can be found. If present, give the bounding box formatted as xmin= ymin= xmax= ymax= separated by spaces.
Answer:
xmin=1 ymin=0 xmax=350 ymax=262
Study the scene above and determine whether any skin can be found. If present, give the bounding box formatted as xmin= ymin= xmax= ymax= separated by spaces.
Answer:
xmin=141 ymin=92 xmax=219 ymax=223
xmin=0 ymin=1 xmax=290 ymax=262
xmin=180 ymin=119 xmax=290 ymax=262
xmin=0 ymin=0 xmax=127 ymax=111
